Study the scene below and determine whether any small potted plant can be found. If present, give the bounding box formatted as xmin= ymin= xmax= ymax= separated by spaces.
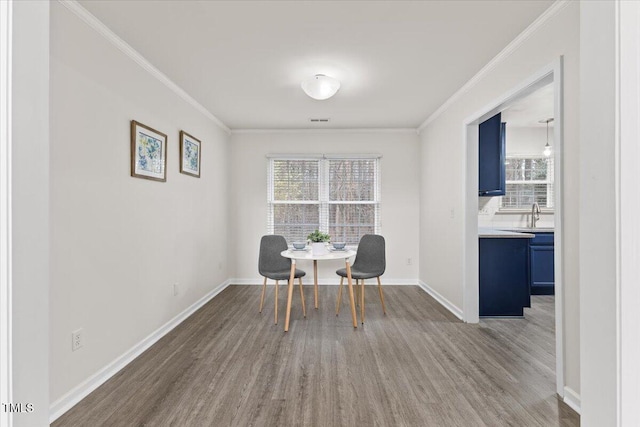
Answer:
xmin=307 ymin=230 xmax=331 ymax=256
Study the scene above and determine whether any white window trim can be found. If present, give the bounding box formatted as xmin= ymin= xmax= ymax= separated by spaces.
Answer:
xmin=267 ymin=155 xmax=381 ymax=243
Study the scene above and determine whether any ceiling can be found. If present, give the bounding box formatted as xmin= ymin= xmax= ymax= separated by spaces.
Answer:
xmin=502 ymin=83 xmax=554 ymax=128
xmin=78 ymin=0 xmax=555 ymax=130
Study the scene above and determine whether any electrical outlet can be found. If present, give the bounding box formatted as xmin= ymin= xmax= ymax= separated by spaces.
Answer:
xmin=72 ymin=328 xmax=83 ymax=351
xmin=173 ymin=283 xmax=179 ymax=296
xmin=407 ymin=258 xmax=412 ymax=265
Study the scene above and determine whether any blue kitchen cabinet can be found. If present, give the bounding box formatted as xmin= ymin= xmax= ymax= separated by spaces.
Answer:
xmin=479 ymin=237 xmax=530 ymax=316
xmin=530 ymin=232 xmax=555 ymax=295
xmin=478 ymin=113 xmax=506 ymax=196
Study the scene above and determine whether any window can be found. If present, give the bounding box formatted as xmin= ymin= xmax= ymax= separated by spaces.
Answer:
xmin=268 ymin=156 xmax=380 ymax=245
xmin=501 ymin=156 xmax=554 ymax=209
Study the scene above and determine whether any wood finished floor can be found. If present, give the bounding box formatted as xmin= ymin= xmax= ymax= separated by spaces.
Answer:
xmin=53 ymin=285 xmax=579 ymax=427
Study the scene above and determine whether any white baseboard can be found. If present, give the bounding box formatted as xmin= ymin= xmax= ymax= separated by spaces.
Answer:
xmin=562 ymin=386 xmax=581 ymax=414
xmin=231 ymin=278 xmax=417 ymax=285
xmin=49 ymin=279 xmax=232 ymax=423
xmin=417 ymin=280 xmax=464 ymax=320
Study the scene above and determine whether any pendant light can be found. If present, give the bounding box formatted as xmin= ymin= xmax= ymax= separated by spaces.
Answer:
xmin=301 ymin=74 xmax=340 ymax=100
xmin=540 ymin=118 xmax=554 ymax=157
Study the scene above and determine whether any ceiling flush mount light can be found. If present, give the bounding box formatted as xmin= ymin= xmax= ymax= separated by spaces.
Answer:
xmin=540 ymin=118 xmax=554 ymax=157
xmin=301 ymin=74 xmax=340 ymax=100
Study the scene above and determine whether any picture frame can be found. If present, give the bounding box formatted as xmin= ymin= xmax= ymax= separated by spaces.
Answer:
xmin=131 ymin=120 xmax=167 ymax=182
xmin=179 ymin=130 xmax=201 ymax=178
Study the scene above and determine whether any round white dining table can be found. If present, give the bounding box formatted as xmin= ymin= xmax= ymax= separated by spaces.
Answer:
xmin=280 ymin=248 xmax=357 ymax=332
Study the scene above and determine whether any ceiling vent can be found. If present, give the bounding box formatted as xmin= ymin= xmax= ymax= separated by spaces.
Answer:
xmin=309 ymin=118 xmax=330 ymax=123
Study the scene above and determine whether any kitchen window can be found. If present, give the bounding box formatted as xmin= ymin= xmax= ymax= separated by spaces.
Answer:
xmin=267 ymin=155 xmax=380 ymax=245
xmin=500 ymin=156 xmax=554 ymax=210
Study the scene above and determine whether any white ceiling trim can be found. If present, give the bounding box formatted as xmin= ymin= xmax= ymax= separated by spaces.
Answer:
xmin=231 ymin=128 xmax=418 ymax=135
xmin=417 ymin=0 xmax=570 ymax=134
xmin=57 ymin=0 xmax=231 ymax=135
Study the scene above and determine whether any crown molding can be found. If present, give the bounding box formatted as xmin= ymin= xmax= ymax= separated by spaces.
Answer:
xmin=59 ymin=0 xmax=569 ymax=137
xmin=57 ymin=0 xmax=231 ymax=135
xmin=231 ymin=128 xmax=418 ymax=135
xmin=417 ymin=0 xmax=571 ymax=134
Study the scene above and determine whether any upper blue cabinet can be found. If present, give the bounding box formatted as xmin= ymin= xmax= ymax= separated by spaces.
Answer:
xmin=478 ymin=112 xmax=506 ymax=196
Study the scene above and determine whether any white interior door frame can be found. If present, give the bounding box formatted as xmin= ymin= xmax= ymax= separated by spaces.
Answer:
xmin=617 ymin=0 xmax=640 ymax=424
xmin=0 ymin=1 xmax=13 ymax=426
xmin=462 ymin=59 xmax=565 ymax=397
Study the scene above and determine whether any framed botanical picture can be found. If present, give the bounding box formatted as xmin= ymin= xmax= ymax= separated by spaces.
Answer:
xmin=131 ymin=120 xmax=167 ymax=182
xmin=179 ymin=130 xmax=201 ymax=178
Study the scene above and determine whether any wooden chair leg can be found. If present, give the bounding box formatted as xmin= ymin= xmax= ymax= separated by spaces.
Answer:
xmin=336 ymin=277 xmax=344 ymax=316
xmin=259 ymin=276 xmax=267 ymax=313
xmin=355 ymin=279 xmax=360 ymax=307
xmin=377 ymin=277 xmax=386 ymax=315
xmin=274 ymin=280 xmax=279 ymax=325
xmin=313 ymin=260 xmax=319 ymax=309
xmin=361 ymin=279 xmax=365 ymax=324
xmin=298 ymin=277 xmax=306 ymax=318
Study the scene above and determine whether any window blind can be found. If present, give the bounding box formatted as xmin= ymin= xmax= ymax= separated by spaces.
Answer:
xmin=267 ymin=157 xmax=380 ymax=245
xmin=501 ymin=156 xmax=554 ymax=209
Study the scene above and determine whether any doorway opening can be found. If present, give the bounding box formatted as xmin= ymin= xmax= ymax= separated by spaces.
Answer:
xmin=462 ymin=59 xmax=565 ymax=396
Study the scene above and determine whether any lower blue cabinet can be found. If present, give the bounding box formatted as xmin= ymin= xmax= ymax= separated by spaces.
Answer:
xmin=530 ymin=233 xmax=555 ymax=295
xmin=479 ymin=238 xmax=530 ymax=317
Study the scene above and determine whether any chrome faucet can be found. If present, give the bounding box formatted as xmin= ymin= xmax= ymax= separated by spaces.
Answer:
xmin=530 ymin=202 xmax=541 ymax=228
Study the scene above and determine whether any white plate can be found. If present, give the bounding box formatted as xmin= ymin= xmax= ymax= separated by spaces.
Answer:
xmin=330 ymin=248 xmax=347 ymax=252
xmin=291 ymin=248 xmax=309 ymax=252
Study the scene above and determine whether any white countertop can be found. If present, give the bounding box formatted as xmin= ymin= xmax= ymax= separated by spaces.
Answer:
xmin=498 ymin=227 xmax=555 ymax=233
xmin=478 ymin=227 xmax=535 ymax=238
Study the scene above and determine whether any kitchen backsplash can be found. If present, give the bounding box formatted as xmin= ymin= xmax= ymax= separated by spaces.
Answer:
xmin=478 ymin=196 xmax=555 ymax=228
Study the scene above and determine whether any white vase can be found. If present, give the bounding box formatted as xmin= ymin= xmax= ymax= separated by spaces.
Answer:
xmin=311 ymin=242 xmax=327 ymax=256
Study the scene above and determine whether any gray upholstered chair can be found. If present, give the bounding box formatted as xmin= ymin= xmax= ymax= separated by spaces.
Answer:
xmin=335 ymin=234 xmax=386 ymax=323
xmin=259 ymin=235 xmax=306 ymax=324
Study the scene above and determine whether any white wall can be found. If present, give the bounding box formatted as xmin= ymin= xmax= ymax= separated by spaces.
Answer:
xmin=579 ymin=1 xmax=617 ymax=424
xmin=504 ymin=126 xmax=553 ymax=155
xmin=49 ymin=1 xmax=230 ymax=408
xmin=419 ymin=1 xmax=580 ymax=398
xmin=10 ymin=1 xmax=50 ymax=426
xmin=478 ymin=197 xmax=555 ymax=229
xmin=229 ymin=131 xmax=420 ymax=284
xmin=618 ymin=2 xmax=640 ymax=424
